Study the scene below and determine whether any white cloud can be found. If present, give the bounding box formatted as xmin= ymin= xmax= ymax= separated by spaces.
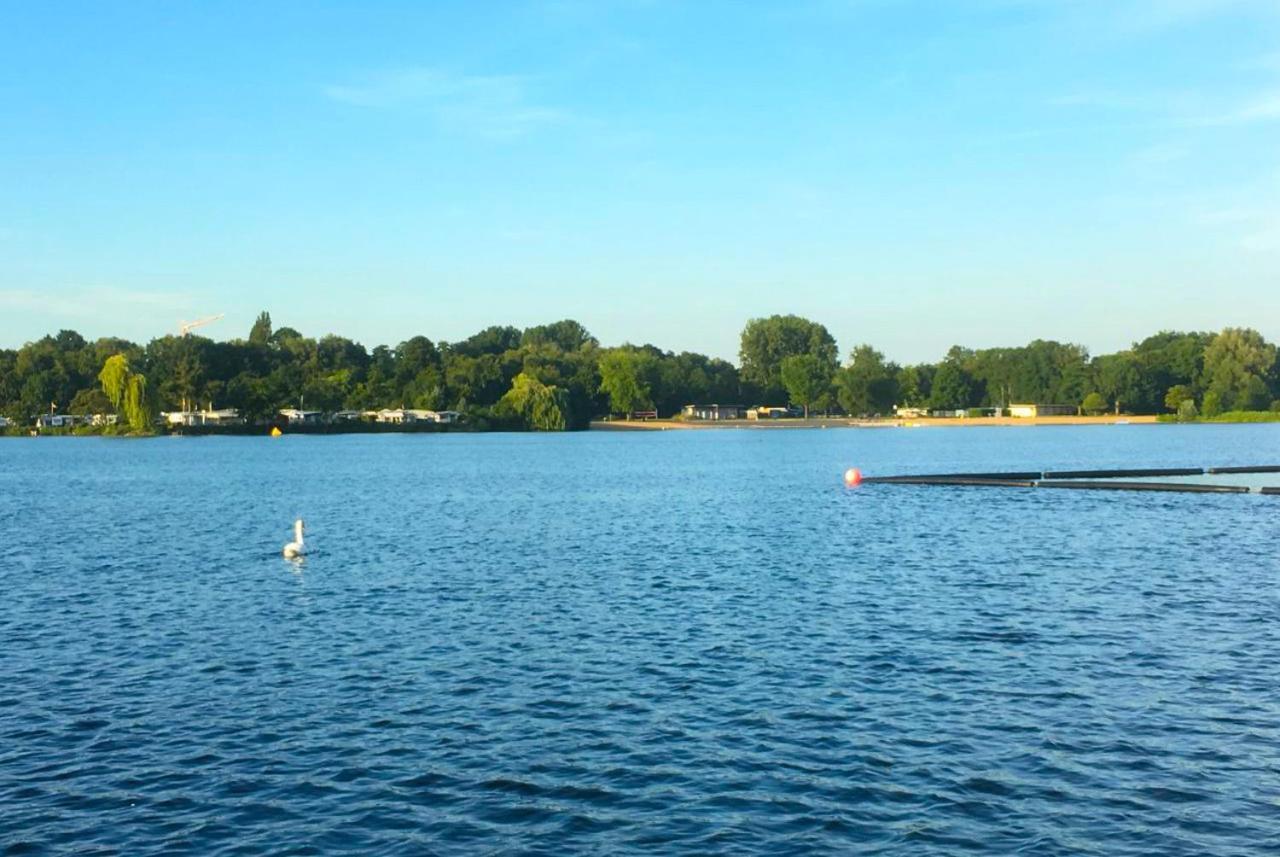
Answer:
xmin=1131 ymin=142 xmax=1189 ymax=167
xmin=1238 ymin=218 xmax=1280 ymax=252
xmin=0 ymin=287 xmax=195 ymax=319
xmin=324 ymin=67 xmax=569 ymax=138
xmin=1193 ymin=203 xmax=1280 ymax=253
xmin=1221 ymin=91 xmax=1280 ymax=123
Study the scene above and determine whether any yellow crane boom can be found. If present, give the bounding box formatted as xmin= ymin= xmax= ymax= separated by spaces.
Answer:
xmin=178 ymin=314 xmax=224 ymax=336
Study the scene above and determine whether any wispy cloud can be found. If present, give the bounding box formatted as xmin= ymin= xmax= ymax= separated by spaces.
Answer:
xmin=324 ymin=67 xmax=568 ymax=138
xmin=1105 ymin=0 xmax=1278 ymax=32
xmin=1131 ymin=142 xmax=1189 ymax=167
xmin=1200 ymin=90 xmax=1280 ymax=124
xmin=0 ymin=287 xmax=195 ymax=319
xmin=1193 ymin=202 xmax=1280 ymax=253
xmin=1050 ymin=87 xmax=1280 ymax=127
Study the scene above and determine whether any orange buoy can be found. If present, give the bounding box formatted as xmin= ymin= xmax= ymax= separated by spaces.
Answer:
xmin=843 ymin=467 xmax=863 ymax=487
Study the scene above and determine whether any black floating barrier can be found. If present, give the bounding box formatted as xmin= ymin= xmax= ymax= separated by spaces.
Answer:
xmin=1040 ymin=467 xmax=1204 ymax=479
xmin=1261 ymin=487 xmax=1280 ymax=495
xmin=1207 ymin=465 xmax=1280 ymax=474
xmin=1036 ymin=480 xmax=1249 ymax=494
xmin=862 ymin=476 xmax=1038 ymax=488
xmin=864 ymin=471 xmax=1043 ymax=483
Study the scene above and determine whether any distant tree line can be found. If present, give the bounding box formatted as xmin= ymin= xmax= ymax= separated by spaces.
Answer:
xmin=1 ymin=312 xmax=1278 ymax=431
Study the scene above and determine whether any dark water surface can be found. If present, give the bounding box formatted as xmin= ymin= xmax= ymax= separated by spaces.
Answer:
xmin=3 ymin=425 xmax=1280 ymax=855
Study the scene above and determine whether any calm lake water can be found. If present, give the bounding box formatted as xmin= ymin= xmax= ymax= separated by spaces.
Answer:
xmin=3 ymin=425 xmax=1280 ymax=855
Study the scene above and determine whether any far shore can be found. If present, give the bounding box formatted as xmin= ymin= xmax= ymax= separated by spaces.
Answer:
xmin=590 ymin=415 xmax=1160 ymax=430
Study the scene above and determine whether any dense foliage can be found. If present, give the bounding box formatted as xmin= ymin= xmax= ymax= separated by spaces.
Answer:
xmin=1 ymin=314 xmax=1278 ymax=430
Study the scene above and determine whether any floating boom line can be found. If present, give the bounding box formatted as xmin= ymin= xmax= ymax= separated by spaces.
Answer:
xmin=861 ymin=465 xmax=1280 ymax=495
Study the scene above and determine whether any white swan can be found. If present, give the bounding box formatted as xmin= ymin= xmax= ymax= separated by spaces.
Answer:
xmin=283 ymin=518 xmax=306 ymax=558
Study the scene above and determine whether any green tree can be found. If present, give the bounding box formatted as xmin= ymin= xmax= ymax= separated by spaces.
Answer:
xmin=497 ymin=372 xmax=569 ymax=431
xmin=928 ymin=358 xmax=975 ymax=410
xmin=1202 ymin=390 xmax=1222 ymax=418
xmin=739 ymin=315 xmax=837 ymax=402
xmin=521 ymin=319 xmax=597 ymax=352
xmin=896 ymin=364 xmax=933 ymax=407
xmin=1177 ymin=399 xmax=1199 ymax=422
xmin=779 ymin=354 xmax=832 ymax=418
xmin=598 ymin=348 xmax=655 ymax=416
xmin=1164 ymin=384 xmax=1193 ymax=412
xmin=249 ymin=311 xmax=273 ymax=346
xmin=70 ymin=387 xmax=112 ymax=415
xmin=1201 ymin=328 xmax=1276 ymax=411
xmin=835 ymin=345 xmax=898 ymax=416
xmin=98 ymin=354 xmax=131 ymax=411
xmin=123 ymin=373 xmax=152 ymax=432
xmin=1081 ymin=391 xmax=1107 ymax=415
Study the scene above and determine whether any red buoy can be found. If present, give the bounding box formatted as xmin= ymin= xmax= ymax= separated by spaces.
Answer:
xmin=844 ymin=467 xmax=863 ymax=487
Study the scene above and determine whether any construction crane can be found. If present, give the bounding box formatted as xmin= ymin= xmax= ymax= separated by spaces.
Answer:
xmin=178 ymin=314 xmax=224 ymax=336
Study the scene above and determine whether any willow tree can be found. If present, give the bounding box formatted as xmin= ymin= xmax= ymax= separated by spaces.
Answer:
xmin=123 ymin=373 xmax=152 ymax=432
xmin=99 ymin=354 xmax=131 ymax=411
xmin=498 ymin=372 xmax=569 ymax=431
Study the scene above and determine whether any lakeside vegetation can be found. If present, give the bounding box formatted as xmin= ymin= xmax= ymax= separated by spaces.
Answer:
xmin=1 ymin=313 xmax=1278 ymax=433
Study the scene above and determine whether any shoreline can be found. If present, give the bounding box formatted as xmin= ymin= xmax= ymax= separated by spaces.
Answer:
xmin=590 ymin=415 xmax=1160 ymax=430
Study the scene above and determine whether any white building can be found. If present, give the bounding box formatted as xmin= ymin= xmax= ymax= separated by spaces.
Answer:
xmin=375 ymin=408 xmax=460 ymax=424
xmin=279 ymin=409 xmax=323 ymax=424
xmin=35 ymin=414 xmax=84 ymax=428
xmin=165 ymin=408 xmax=243 ymax=426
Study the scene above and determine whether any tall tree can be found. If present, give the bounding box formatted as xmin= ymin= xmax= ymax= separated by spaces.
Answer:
xmin=249 ymin=311 xmax=273 ymax=346
xmin=98 ymin=354 xmax=130 ymax=411
xmin=598 ymin=348 xmax=656 ymax=416
xmin=836 ymin=345 xmax=899 ymax=416
xmin=739 ymin=315 xmax=837 ymax=402
xmin=780 ymin=354 xmax=832 ymax=418
xmin=929 ymin=358 xmax=976 ymax=410
xmin=123 ymin=373 xmax=152 ymax=432
xmin=1201 ymin=328 xmax=1276 ymax=411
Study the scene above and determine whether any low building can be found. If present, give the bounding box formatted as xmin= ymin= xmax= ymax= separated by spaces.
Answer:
xmin=682 ymin=403 xmax=744 ymax=421
xmin=332 ymin=410 xmax=364 ymax=422
xmin=279 ymin=409 xmax=323 ymax=424
xmin=928 ymin=409 xmax=966 ymax=418
xmin=374 ymin=408 xmax=410 ymax=423
xmin=165 ymin=408 xmax=243 ymax=427
xmin=0 ymin=416 xmax=8 ymax=429
xmin=377 ymin=408 xmax=462 ymax=424
xmin=1009 ymin=403 xmax=1077 ymax=418
xmin=90 ymin=413 xmax=119 ymax=427
xmin=35 ymin=414 xmax=85 ymax=428
xmin=747 ymin=406 xmax=793 ymax=420
xmin=894 ymin=406 xmax=929 ymax=419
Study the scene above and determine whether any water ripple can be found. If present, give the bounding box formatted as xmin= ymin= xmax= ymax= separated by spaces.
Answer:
xmin=2 ymin=427 xmax=1280 ymax=854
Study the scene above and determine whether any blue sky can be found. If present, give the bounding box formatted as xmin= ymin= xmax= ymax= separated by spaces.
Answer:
xmin=1 ymin=0 xmax=1277 ymax=363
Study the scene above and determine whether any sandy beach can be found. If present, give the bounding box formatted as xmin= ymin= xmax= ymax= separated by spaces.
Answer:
xmin=590 ymin=415 xmax=1159 ymax=430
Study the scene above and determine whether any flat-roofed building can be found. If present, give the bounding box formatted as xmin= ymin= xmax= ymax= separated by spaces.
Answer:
xmin=682 ymin=404 xmax=744 ymax=420
xmin=1009 ymin=403 xmax=1077 ymax=418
